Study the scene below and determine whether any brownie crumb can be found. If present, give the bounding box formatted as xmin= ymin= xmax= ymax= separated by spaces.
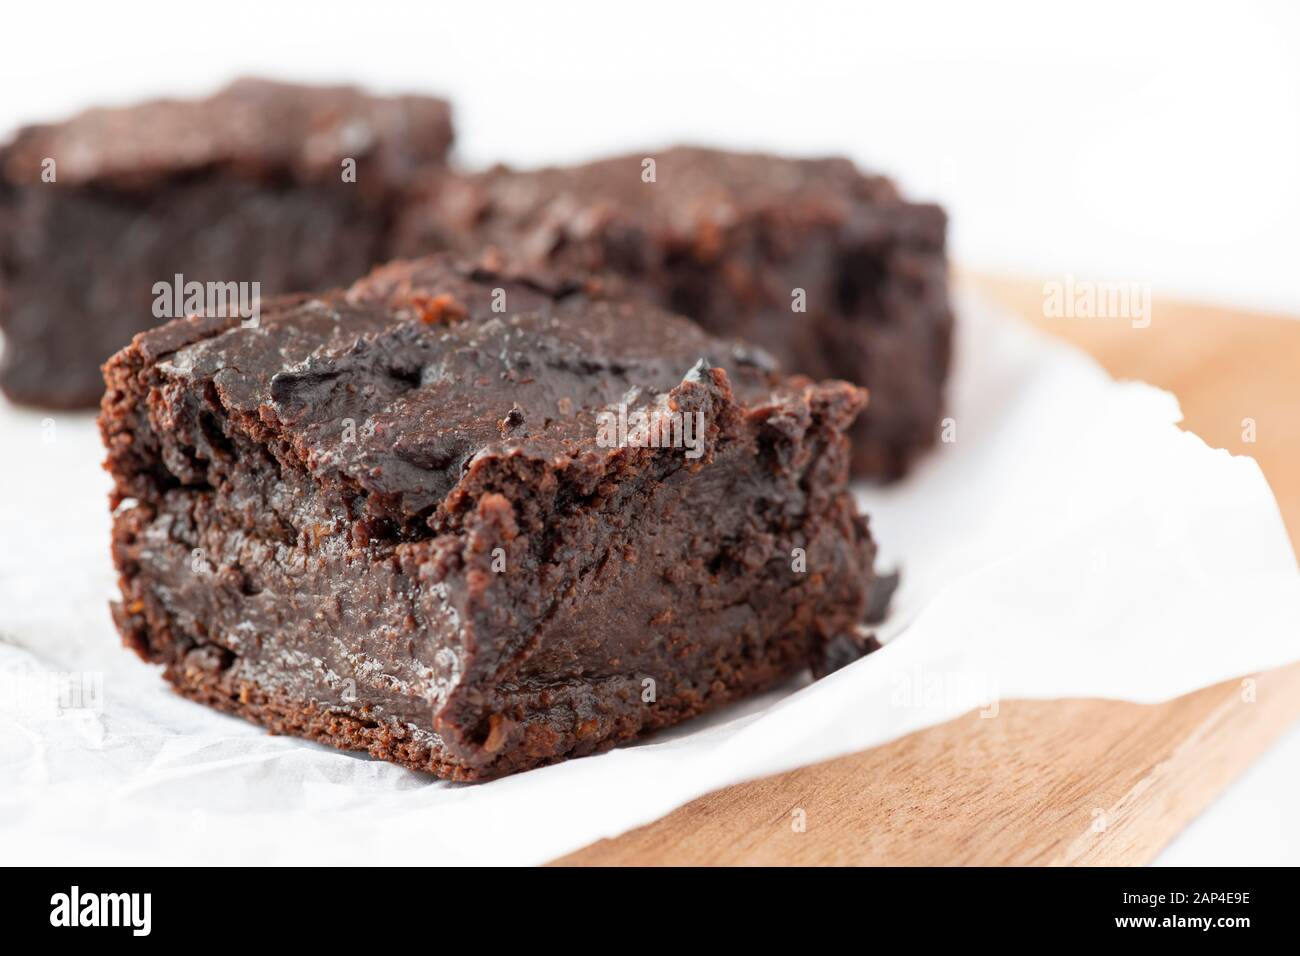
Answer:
xmin=811 ymin=630 xmax=883 ymax=680
xmin=406 ymin=292 xmax=468 ymax=325
xmin=865 ymin=569 xmax=901 ymax=625
xmin=499 ymin=405 xmax=526 ymax=435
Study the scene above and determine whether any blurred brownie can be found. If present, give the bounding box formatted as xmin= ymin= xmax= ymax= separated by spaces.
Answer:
xmin=393 ymin=147 xmax=952 ymax=478
xmin=101 ymin=255 xmax=877 ymax=780
xmin=0 ymin=78 xmax=452 ymax=408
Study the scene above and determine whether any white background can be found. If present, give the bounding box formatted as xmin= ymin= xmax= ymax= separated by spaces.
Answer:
xmin=2 ymin=0 xmax=1297 ymax=864
xmin=4 ymin=0 xmax=1298 ymax=313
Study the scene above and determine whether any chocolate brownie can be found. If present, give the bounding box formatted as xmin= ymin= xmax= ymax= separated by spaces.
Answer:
xmin=0 ymin=78 xmax=452 ymax=409
xmin=101 ymin=255 xmax=877 ymax=780
xmin=393 ymin=146 xmax=952 ymax=478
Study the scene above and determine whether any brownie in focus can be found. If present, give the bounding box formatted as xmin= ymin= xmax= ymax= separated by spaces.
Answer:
xmin=101 ymin=255 xmax=878 ymax=780
xmin=0 ymin=78 xmax=452 ymax=408
xmin=393 ymin=147 xmax=952 ymax=479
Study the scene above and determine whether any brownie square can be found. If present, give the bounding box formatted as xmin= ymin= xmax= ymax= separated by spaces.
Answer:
xmin=393 ymin=146 xmax=952 ymax=479
xmin=0 ymin=78 xmax=452 ymax=409
xmin=100 ymin=255 xmax=877 ymax=780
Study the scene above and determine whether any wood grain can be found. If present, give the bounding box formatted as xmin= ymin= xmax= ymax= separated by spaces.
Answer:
xmin=553 ymin=274 xmax=1300 ymax=866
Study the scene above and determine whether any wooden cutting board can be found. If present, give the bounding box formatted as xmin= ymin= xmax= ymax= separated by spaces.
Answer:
xmin=554 ymin=274 xmax=1300 ymax=866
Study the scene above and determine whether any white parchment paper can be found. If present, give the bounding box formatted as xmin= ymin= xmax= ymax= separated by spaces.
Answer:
xmin=2 ymin=291 xmax=1298 ymax=865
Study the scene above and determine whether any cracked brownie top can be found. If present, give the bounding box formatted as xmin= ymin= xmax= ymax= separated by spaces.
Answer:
xmin=103 ymin=255 xmax=863 ymax=539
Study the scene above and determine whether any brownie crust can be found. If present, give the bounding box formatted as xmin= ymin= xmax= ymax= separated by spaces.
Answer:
xmin=393 ymin=146 xmax=953 ymax=478
xmin=102 ymin=255 xmax=877 ymax=779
